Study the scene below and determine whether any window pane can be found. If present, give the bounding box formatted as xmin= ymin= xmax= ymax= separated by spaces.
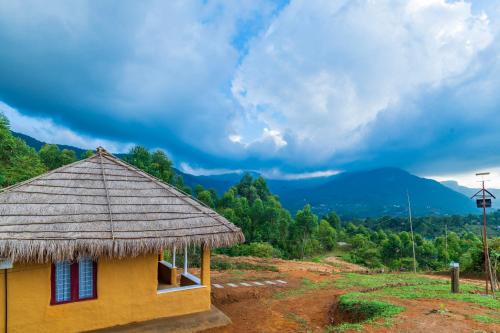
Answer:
xmin=55 ymin=261 xmax=71 ymax=302
xmin=78 ymin=258 xmax=94 ymax=299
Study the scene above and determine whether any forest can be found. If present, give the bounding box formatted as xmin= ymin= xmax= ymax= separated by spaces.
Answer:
xmin=0 ymin=114 xmax=498 ymax=275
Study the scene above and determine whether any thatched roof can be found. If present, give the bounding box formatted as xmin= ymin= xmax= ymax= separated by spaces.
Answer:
xmin=0 ymin=148 xmax=244 ymax=263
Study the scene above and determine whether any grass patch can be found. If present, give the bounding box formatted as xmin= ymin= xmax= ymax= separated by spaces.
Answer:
xmin=373 ymin=284 xmax=499 ymax=310
xmin=326 ymin=293 xmax=404 ymax=332
xmin=335 ymin=273 xmax=445 ymax=290
xmin=333 ymin=272 xmax=500 ymax=331
xmin=286 ymin=312 xmax=312 ymax=332
xmin=325 ymin=322 xmax=363 ymax=332
xmin=470 ymin=314 xmax=500 ymax=324
xmin=211 ymin=258 xmax=278 ymax=272
xmin=275 ymin=278 xmax=334 ymax=299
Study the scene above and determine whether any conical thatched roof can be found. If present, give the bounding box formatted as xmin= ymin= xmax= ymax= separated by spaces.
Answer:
xmin=0 ymin=148 xmax=244 ymax=263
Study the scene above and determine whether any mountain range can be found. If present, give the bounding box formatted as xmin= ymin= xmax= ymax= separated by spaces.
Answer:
xmin=13 ymin=132 xmax=481 ymax=217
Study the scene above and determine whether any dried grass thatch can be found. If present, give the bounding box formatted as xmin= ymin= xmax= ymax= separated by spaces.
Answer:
xmin=0 ymin=147 xmax=244 ymax=263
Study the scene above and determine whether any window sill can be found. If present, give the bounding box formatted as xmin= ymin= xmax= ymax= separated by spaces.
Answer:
xmin=50 ymin=296 xmax=97 ymax=306
xmin=157 ymin=284 xmax=205 ymax=294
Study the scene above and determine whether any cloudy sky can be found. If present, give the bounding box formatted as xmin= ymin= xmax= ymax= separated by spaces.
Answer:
xmin=1 ymin=0 xmax=500 ymax=186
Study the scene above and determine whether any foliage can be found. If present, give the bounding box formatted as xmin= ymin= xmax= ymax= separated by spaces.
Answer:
xmin=39 ymin=144 xmax=77 ymax=170
xmin=350 ymin=214 xmax=499 ymax=240
xmin=210 ymin=257 xmax=278 ymax=272
xmin=327 ymin=293 xmax=404 ymax=332
xmin=222 ymin=242 xmax=280 ymax=258
xmin=0 ymin=114 xmax=46 ymax=187
xmin=1 ymin=112 xmax=499 ymax=275
xmin=338 ymin=221 xmax=498 ymax=273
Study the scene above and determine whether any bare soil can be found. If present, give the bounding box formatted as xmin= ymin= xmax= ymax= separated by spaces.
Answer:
xmin=203 ymin=255 xmax=500 ymax=333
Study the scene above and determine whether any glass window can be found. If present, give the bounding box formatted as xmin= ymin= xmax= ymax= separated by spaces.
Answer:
xmin=78 ymin=258 xmax=94 ymax=299
xmin=55 ymin=261 xmax=71 ymax=303
xmin=52 ymin=258 xmax=97 ymax=304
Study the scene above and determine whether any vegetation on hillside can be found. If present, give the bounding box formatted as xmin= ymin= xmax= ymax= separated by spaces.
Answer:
xmin=0 ymin=115 xmax=46 ymax=187
xmin=0 ymin=113 xmax=498 ymax=275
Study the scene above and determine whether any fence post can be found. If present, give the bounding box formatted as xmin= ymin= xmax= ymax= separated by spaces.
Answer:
xmin=450 ymin=262 xmax=459 ymax=293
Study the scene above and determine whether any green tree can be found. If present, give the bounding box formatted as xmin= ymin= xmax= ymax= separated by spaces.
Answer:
xmin=0 ymin=114 xmax=46 ymax=186
xmin=39 ymin=144 xmax=63 ymax=170
xmin=325 ymin=212 xmax=341 ymax=229
xmin=60 ymin=149 xmax=77 ymax=165
xmin=292 ymin=204 xmax=318 ymax=258
xmin=198 ymin=190 xmax=215 ymax=208
xmin=81 ymin=150 xmax=94 ymax=159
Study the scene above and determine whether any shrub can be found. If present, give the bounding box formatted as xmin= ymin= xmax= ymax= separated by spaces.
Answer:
xmin=225 ymin=242 xmax=281 ymax=258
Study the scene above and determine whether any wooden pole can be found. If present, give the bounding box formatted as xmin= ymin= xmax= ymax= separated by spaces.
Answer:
xmin=184 ymin=244 xmax=188 ymax=274
xmin=451 ymin=264 xmax=459 ymax=293
xmin=407 ymin=191 xmax=417 ymax=273
xmin=481 ymin=180 xmax=492 ymax=294
xmin=172 ymin=246 xmax=176 ymax=268
xmin=445 ymin=223 xmax=448 ymax=263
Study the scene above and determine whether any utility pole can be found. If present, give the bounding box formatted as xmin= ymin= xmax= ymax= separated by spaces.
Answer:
xmin=445 ymin=222 xmax=448 ymax=264
xmin=407 ymin=190 xmax=417 ymax=274
xmin=471 ymin=172 xmax=496 ymax=295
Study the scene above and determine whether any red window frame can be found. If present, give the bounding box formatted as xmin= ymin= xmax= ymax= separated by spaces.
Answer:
xmin=50 ymin=260 xmax=98 ymax=305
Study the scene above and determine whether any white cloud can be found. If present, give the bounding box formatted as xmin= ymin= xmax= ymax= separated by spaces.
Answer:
xmin=179 ymin=162 xmax=243 ymax=176
xmin=0 ymin=102 xmax=133 ymax=153
xmin=260 ymin=168 xmax=339 ymax=180
xmin=232 ymin=0 xmax=493 ymax=163
xmin=262 ymin=128 xmax=287 ymax=148
xmin=428 ymin=167 xmax=500 ymax=189
xmin=0 ymin=0 xmax=280 ymax=158
xmin=0 ymin=0 xmax=499 ymax=175
xmin=228 ymin=134 xmax=243 ymax=143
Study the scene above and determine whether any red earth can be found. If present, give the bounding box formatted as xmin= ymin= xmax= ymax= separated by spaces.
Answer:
xmin=202 ymin=256 xmax=500 ymax=333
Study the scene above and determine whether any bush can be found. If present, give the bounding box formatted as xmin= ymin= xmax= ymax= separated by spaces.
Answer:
xmin=225 ymin=242 xmax=281 ymax=258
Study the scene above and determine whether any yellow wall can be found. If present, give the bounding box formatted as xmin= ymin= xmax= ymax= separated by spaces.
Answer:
xmin=0 ymin=248 xmax=211 ymax=333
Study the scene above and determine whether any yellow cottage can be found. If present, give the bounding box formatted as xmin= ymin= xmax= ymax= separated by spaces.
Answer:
xmin=0 ymin=148 xmax=244 ymax=332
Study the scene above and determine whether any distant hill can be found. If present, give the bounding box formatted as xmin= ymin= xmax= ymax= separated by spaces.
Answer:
xmin=15 ymin=132 xmax=477 ymax=217
xmin=12 ymin=131 xmax=89 ymax=158
xmin=176 ymin=169 xmax=335 ymax=198
xmin=276 ymin=168 xmax=477 ymax=217
xmin=175 ymin=167 xmax=477 ymax=217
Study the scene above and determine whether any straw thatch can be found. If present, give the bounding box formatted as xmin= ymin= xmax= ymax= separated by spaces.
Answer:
xmin=0 ymin=147 xmax=244 ymax=263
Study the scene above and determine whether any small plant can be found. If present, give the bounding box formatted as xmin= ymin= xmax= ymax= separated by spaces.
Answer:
xmin=437 ymin=303 xmax=448 ymax=315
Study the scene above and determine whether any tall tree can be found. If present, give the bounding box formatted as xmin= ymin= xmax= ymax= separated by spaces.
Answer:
xmin=292 ymin=204 xmax=319 ymax=258
xmin=0 ymin=114 xmax=46 ymax=187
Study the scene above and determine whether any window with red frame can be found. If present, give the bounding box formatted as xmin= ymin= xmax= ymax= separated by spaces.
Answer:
xmin=51 ymin=257 xmax=97 ymax=305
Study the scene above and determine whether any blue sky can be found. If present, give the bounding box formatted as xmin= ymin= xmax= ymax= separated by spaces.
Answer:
xmin=1 ymin=0 xmax=500 ymax=185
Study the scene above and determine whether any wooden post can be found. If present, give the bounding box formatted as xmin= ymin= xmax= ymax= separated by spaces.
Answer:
xmin=201 ymin=245 xmax=210 ymax=287
xmin=172 ymin=246 xmax=176 ymax=267
xmin=171 ymin=246 xmax=177 ymax=286
xmin=184 ymin=244 xmax=188 ymax=274
xmin=451 ymin=263 xmax=459 ymax=293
